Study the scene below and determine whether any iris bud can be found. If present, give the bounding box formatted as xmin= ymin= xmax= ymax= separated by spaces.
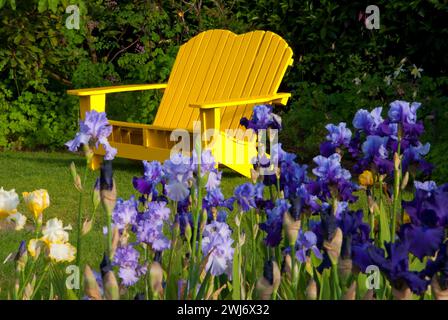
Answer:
xmin=391 ymin=281 xmax=412 ymax=300
xmin=69 ymin=162 xmax=82 ymax=191
xmin=84 ymin=265 xmax=102 ymax=300
xmin=363 ymin=289 xmax=375 ymax=300
xmin=100 ymin=253 xmax=113 ymax=278
xmin=82 ymin=218 xmax=93 ymax=236
xmin=256 ymin=260 xmax=281 ymax=300
xmin=431 ymin=275 xmax=448 ymax=300
xmin=173 ymin=220 xmax=181 ymax=239
xmin=401 ymin=171 xmax=409 ymax=190
xmin=342 ymin=282 xmax=357 ymax=300
xmin=250 ymin=169 xmax=259 ymax=183
xmin=306 ymin=279 xmax=317 ymax=300
xmin=184 ymin=216 xmax=192 ymax=244
xmin=283 ymin=212 xmax=301 ymax=247
xmin=150 ymin=261 xmax=164 ymax=297
xmin=323 ymin=227 xmax=343 ymax=265
xmin=111 ymin=226 xmax=120 ymax=257
xmin=393 ymin=152 xmax=400 ymax=171
xmin=103 ymin=271 xmax=120 ymax=300
xmin=100 ymin=161 xmax=116 ymax=215
xmin=15 ymin=241 xmax=28 ymax=273
xmin=200 ymin=209 xmax=207 ymax=232
xmin=92 ymin=178 xmax=101 ymax=210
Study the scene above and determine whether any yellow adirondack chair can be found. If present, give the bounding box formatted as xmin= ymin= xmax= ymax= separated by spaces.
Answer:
xmin=67 ymin=30 xmax=293 ymax=177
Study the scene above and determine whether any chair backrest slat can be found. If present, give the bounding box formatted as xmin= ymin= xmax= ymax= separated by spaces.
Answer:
xmin=153 ymin=30 xmax=293 ymax=131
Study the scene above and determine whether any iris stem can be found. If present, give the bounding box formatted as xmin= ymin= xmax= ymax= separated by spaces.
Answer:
xmin=75 ymin=161 xmax=89 ymax=283
xmin=391 ymin=141 xmax=401 ymax=242
xmin=290 ymin=245 xmax=298 ymax=297
xmin=250 ymin=210 xmax=257 ymax=280
xmin=144 ymin=246 xmax=149 ymax=300
xmin=30 ymin=264 xmax=50 ymax=300
xmin=331 ymin=263 xmax=341 ymax=299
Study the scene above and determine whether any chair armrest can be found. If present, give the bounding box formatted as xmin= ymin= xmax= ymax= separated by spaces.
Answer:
xmin=67 ymin=83 xmax=168 ymax=96
xmin=189 ymin=93 xmax=291 ymax=109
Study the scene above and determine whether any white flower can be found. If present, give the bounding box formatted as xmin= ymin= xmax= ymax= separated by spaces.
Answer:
xmin=22 ymin=189 xmax=50 ymax=219
xmin=48 ymin=242 xmax=76 ymax=263
xmin=28 ymin=238 xmax=43 ymax=258
xmin=410 ymin=64 xmax=423 ymax=79
xmin=42 ymin=218 xmax=72 ymax=244
xmin=6 ymin=212 xmax=27 ymax=231
xmin=0 ymin=187 xmax=19 ymax=219
xmin=353 ymin=77 xmax=362 ymax=85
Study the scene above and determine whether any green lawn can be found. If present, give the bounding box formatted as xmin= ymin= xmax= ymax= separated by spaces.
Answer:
xmin=0 ymin=151 xmax=248 ymax=295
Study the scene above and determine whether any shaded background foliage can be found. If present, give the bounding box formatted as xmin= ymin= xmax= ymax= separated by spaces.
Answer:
xmin=0 ymin=0 xmax=447 ymax=180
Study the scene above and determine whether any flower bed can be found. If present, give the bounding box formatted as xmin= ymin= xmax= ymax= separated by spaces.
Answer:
xmin=1 ymin=100 xmax=447 ymax=300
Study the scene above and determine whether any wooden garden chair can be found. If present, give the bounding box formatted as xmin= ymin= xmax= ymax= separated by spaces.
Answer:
xmin=67 ymin=30 xmax=293 ymax=177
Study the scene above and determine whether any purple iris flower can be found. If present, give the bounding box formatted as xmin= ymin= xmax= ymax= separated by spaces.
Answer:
xmin=312 ymin=153 xmax=351 ymax=184
xmin=136 ymin=201 xmax=171 ymax=251
xmin=113 ymin=244 xmax=147 ymax=286
xmin=288 ymin=185 xmax=320 ymax=219
xmin=163 ymin=153 xmax=193 ymax=179
xmin=234 ymin=183 xmax=256 ymax=212
xmin=352 ymin=107 xmax=383 ymax=134
xmin=401 ymin=142 xmax=430 ymax=173
xmin=333 ymin=201 xmax=349 ymax=219
xmin=280 ymin=161 xmax=309 ymax=198
xmin=422 ymin=241 xmax=448 ymax=289
xmin=240 ymin=104 xmax=282 ymax=132
xmin=202 ymin=221 xmax=234 ymax=276
xmin=65 ymin=110 xmax=117 ymax=160
xmin=207 ymin=210 xmax=228 ymax=223
xmin=271 ymin=143 xmax=297 ymax=164
xmin=191 ymin=150 xmax=216 ymax=176
xmin=367 ymin=240 xmax=428 ymax=295
xmin=165 ymin=179 xmax=190 ymax=202
xmin=203 ymin=188 xmax=225 ymax=209
xmin=325 ymin=122 xmax=352 ymax=147
xmin=163 ymin=153 xmax=194 ymax=202
xmin=338 ymin=210 xmax=370 ymax=246
xmin=294 ymin=230 xmax=323 ymax=263
xmin=414 ymin=180 xmax=437 ymax=195
xmin=400 ymin=183 xmax=448 ymax=260
xmin=361 ymin=135 xmax=393 ymax=174
xmin=205 ymin=171 xmax=222 ymax=191
xmin=388 ymin=100 xmax=421 ymax=125
xmin=319 ymin=141 xmax=337 ymax=157
xmin=260 ymin=199 xmax=291 ymax=247
xmin=132 ymin=160 xmax=164 ymax=195
xmin=112 ymin=196 xmax=138 ymax=231
xmin=362 ymin=135 xmax=388 ymax=159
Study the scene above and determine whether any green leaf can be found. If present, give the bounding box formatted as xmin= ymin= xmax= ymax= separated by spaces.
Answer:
xmin=195 ymin=268 xmax=213 ymax=300
xmin=378 ymin=201 xmax=391 ymax=245
xmin=8 ymin=0 xmax=15 ymax=10
xmin=319 ymin=269 xmax=332 ymax=300
xmin=38 ymin=0 xmax=48 ymax=13
xmin=48 ymin=0 xmax=58 ymax=13
xmin=356 ymin=273 xmax=368 ymax=299
xmin=0 ymin=0 xmax=6 ymax=9
xmin=66 ymin=289 xmax=79 ymax=300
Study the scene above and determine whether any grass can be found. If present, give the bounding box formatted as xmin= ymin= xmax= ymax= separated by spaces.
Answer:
xmin=0 ymin=150 xmax=248 ymax=296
